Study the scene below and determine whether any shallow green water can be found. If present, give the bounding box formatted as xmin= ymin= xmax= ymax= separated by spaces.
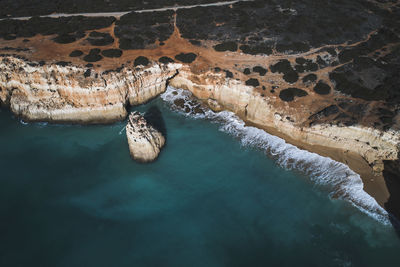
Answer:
xmin=1 ymin=93 xmax=400 ymax=267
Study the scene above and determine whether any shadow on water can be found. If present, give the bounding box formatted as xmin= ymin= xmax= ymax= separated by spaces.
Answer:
xmin=383 ymin=155 xmax=400 ymax=238
xmin=144 ymin=106 xmax=167 ymax=138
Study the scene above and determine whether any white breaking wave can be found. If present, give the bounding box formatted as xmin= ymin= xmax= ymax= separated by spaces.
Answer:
xmin=119 ymin=126 xmax=126 ymax=135
xmin=161 ymin=86 xmax=390 ymax=224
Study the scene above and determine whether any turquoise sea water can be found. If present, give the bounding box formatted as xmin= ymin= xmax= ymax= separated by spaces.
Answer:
xmin=1 ymin=88 xmax=400 ymax=266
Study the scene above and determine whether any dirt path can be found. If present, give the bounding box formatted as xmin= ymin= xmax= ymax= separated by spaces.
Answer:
xmin=1 ymin=0 xmax=253 ymax=21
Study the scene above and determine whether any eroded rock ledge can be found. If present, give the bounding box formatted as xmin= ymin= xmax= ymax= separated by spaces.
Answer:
xmin=126 ymin=111 xmax=165 ymax=162
xmin=0 ymin=56 xmax=180 ymax=124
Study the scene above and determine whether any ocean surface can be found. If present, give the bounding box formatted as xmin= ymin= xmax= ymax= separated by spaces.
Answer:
xmin=1 ymin=87 xmax=400 ymax=267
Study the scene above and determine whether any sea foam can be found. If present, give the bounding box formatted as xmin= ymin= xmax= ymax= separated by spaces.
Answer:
xmin=161 ymin=86 xmax=390 ymax=224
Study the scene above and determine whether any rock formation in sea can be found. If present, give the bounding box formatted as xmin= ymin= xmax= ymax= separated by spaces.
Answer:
xmin=0 ymin=0 xmax=399 ymax=221
xmin=126 ymin=111 xmax=165 ymax=162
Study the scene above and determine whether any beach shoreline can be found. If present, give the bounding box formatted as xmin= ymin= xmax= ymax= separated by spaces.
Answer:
xmin=246 ymin=120 xmax=390 ymax=207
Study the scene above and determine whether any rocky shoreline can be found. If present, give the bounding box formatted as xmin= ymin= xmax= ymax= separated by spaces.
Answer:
xmin=0 ymin=0 xmax=399 ymax=223
xmin=0 ymin=55 xmax=398 ymax=199
xmin=168 ymin=66 xmax=400 ymax=206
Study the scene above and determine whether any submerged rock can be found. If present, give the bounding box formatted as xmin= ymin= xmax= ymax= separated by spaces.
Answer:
xmin=126 ymin=111 xmax=165 ymax=163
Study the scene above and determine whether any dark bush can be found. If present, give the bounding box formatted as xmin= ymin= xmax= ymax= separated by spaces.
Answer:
xmin=159 ymin=56 xmax=175 ymax=64
xmin=0 ymin=16 xmax=115 ymax=40
xmin=69 ymin=50 xmax=83 ymax=57
xmin=252 ymin=66 xmax=267 ymax=76
xmin=175 ymin=53 xmax=197 ymax=63
xmin=314 ymin=81 xmax=331 ymax=95
xmin=283 ymin=71 xmax=299 ymax=83
xmin=276 ymin=42 xmax=310 ymax=53
xmin=279 ymin=88 xmax=308 ymax=102
xmin=224 ymin=70 xmax=233 ymax=78
xmin=84 ymin=69 xmax=91 ymax=78
xmin=87 ymin=31 xmax=114 ymax=46
xmin=295 ymin=59 xmax=318 ymax=73
xmin=115 ymin=10 xmax=174 ymax=50
xmin=239 ymin=44 xmax=272 ymax=55
xmin=295 ymin=58 xmax=307 ymax=65
xmin=304 ymin=62 xmax=318 ymax=72
xmin=101 ymin=49 xmax=123 ymax=58
xmin=245 ymin=78 xmax=259 ymax=87
xmin=134 ymin=56 xmax=149 ymax=66
xmin=83 ymin=48 xmax=103 ymax=62
xmin=213 ymin=41 xmax=238 ymax=52
xmin=302 ymin=74 xmax=317 ymax=83
xmin=55 ymin=61 xmax=69 ymax=66
xmin=270 ymin=60 xmax=292 ymax=74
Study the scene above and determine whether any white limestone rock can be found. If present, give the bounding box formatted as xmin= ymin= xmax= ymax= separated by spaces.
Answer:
xmin=126 ymin=111 xmax=165 ymax=162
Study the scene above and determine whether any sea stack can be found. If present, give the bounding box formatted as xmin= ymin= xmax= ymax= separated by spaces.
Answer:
xmin=126 ymin=111 xmax=165 ymax=162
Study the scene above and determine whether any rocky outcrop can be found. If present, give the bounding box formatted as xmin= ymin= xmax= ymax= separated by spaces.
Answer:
xmin=0 ymin=56 xmax=180 ymax=123
xmin=126 ymin=111 xmax=165 ymax=162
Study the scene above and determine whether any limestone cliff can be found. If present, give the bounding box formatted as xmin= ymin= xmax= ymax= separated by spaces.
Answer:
xmin=0 ymin=55 xmax=398 ymax=176
xmin=126 ymin=111 xmax=165 ymax=162
xmin=0 ymin=54 xmax=399 ymax=206
xmin=0 ymin=56 xmax=180 ymax=124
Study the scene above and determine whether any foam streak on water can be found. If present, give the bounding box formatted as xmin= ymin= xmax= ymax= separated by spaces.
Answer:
xmin=161 ymin=86 xmax=390 ymax=224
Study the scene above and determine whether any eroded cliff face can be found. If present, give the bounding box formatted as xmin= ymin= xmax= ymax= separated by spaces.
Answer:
xmin=0 ymin=56 xmax=180 ymax=123
xmin=126 ymin=111 xmax=165 ymax=162
xmin=0 ymin=53 xmax=399 ymax=211
xmin=169 ymin=66 xmax=400 ymax=187
xmin=0 ymin=55 xmax=398 ymax=176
